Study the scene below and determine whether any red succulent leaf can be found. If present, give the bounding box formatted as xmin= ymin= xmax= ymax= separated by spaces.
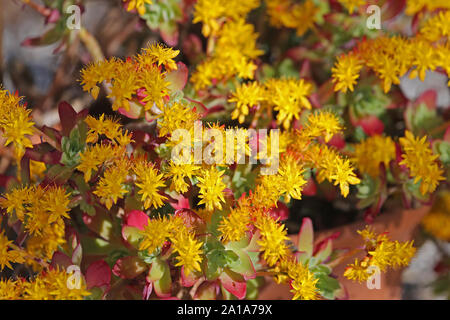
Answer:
xmin=302 ymin=178 xmax=317 ymax=196
xmin=413 ymin=89 xmax=437 ymax=110
xmin=268 ymin=202 xmax=289 ymax=221
xmin=194 ymin=281 xmax=219 ymax=300
xmin=58 ymin=101 xmax=78 ymax=136
xmin=357 ymin=115 xmax=384 ymax=136
xmin=219 ymin=269 xmax=246 ymax=300
xmin=125 ymin=210 xmax=150 ymax=230
xmin=181 ymin=266 xmax=198 ymax=287
xmin=50 ymin=251 xmax=72 ymax=270
xmin=86 ymin=260 xmax=111 ymax=290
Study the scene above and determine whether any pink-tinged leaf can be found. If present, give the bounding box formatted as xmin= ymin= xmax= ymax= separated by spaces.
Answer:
xmin=112 ymin=256 xmax=147 ymax=279
xmin=314 ymin=239 xmax=333 ymax=263
xmin=246 ymin=231 xmax=260 ymax=252
xmin=444 ymin=127 xmax=450 ymax=142
xmin=194 ymin=281 xmax=219 ymax=300
xmin=314 ymin=232 xmax=340 ymax=255
xmin=297 ymin=218 xmax=314 ymax=258
xmin=86 ymin=260 xmax=111 ymax=290
xmin=228 ymin=251 xmax=256 ymax=280
xmin=152 ymin=261 xmax=172 ymax=298
xmin=414 ymin=89 xmax=437 ymax=110
xmin=58 ymin=101 xmax=78 ymax=136
xmin=45 ymin=9 xmax=61 ymax=24
xmin=327 ymin=134 xmax=346 ymax=150
xmin=125 ymin=210 xmax=149 ymax=230
xmin=357 ymin=115 xmax=384 ymax=136
xmin=269 ymin=202 xmax=289 ymax=221
xmin=117 ymin=102 xmax=142 ymax=119
xmin=143 ymin=281 xmax=153 ymax=300
xmin=50 ymin=251 xmax=72 ymax=270
xmin=181 ymin=266 xmax=198 ymax=287
xmin=122 ymin=226 xmax=144 ymax=247
xmin=170 ymin=195 xmax=190 ymax=210
xmin=175 ymin=209 xmax=206 ymax=233
xmin=160 ymin=24 xmax=179 ymax=47
xmin=219 ymin=269 xmax=246 ymax=300
xmin=147 ymin=258 xmax=168 ymax=282
xmin=71 ymin=243 xmax=83 ymax=266
xmin=166 ymin=62 xmax=188 ymax=92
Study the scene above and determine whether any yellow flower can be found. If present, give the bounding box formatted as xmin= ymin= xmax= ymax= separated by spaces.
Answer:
xmin=197 ymin=167 xmax=227 ymax=211
xmin=140 ymin=42 xmax=180 ymax=71
xmin=138 ymin=64 xmax=171 ymax=111
xmin=422 ymin=191 xmax=450 ymax=241
xmin=228 ymin=82 xmax=264 ymax=124
xmin=0 ymin=232 xmax=25 ymax=270
xmin=93 ymin=158 xmax=130 ymax=209
xmin=133 ymin=159 xmax=167 ymax=209
xmin=331 ymin=53 xmax=363 ymax=93
xmin=289 ymin=261 xmax=319 ymax=300
xmin=337 ymin=0 xmax=365 ymax=14
xmin=266 ymin=0 xmax=319 ymax=36
xmin=0 ymin=279 xmax=22 ymax=300
xmin=345 ymin=226 xmax=416 ymax=282
xmin=266 ymin=78 xmax=312 ymax=130
xmin=139 ymin=216 xmax=171 ymax=254
xmin=277 ymin=154 xmax=307 ymax=201
xmin=123 ymin=0 xmax=153 ymax=16
xmin=344 ymin=258 xmax=371 ymax=282
xmin=85 ymin=114 xmax=133 ymax=146
xmin=304 ymin=111 xmax=343 ymax=143
xmin=218 ymin=207 xmax=251 ymax=243
xmin=353 ymin=135 xmax=396 ymax=177
xmin=256 ymin=215 xmax=290 ymax=266
xmin=0 ymin=88 xmax=34 ymax=160
xmin=399 ymin=131 xmax=445 ymax=195
xmin=171 ymin=229 xmax=203 ymax=275
xmin=157 ymin=102 xmax=199 ymax=137
xmin=77 ymin=144 xmax=123 ymax=182
xmin=23 ymin=267 xmax=91 ymax=300
xmin=41 ymin=186 xmax=71 ymax=224
xmin=165 ymin=161 xmax=200 ymax=194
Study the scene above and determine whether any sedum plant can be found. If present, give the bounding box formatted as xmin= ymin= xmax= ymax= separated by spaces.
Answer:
xmin=0 ymin=0 xmax=448 ymax=300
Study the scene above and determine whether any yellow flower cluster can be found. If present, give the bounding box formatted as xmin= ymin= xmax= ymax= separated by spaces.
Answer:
xmin=0 ymin=88 xmax=34 ymax=160
xmin=0 ymin=232 xmax=25 ymax=270
xmin=140 ymin=215 xmax=203 ymax=275
xmin=191 ymin=1 xmax=263 ymax=90
xmin=353 ymin=135 xmax=396 ymax=177
xmin=399 ymin=131 xmax=445 ymax=195
xmin=265 ymin=0 xmax=319 ymax=36
xmin=337 ymin=0 xmax=365 ymax=14
xmin=0 ymin=267 xmax=91 ymax=300
xmin=85 ymin=114 xmax=133 ymax=146
xmin=422 ymin=191 xmax=450 ymax=241
xmin=405 ymin=0 xmax=450 ymax=15
xmin=80 ymin=43 xmax=179 ymax=112
xmin=0 ymin=185 xmax=70 ymax=269
xmin=123 ymin=0 xmax=153 ymax=16
xmin=332 ymin=25 xmax=450 ymax=93
xmin=229 ymin=78 xmax=313 ymax=129
xmin=344 ymin=226 xmax=416 ymax=282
